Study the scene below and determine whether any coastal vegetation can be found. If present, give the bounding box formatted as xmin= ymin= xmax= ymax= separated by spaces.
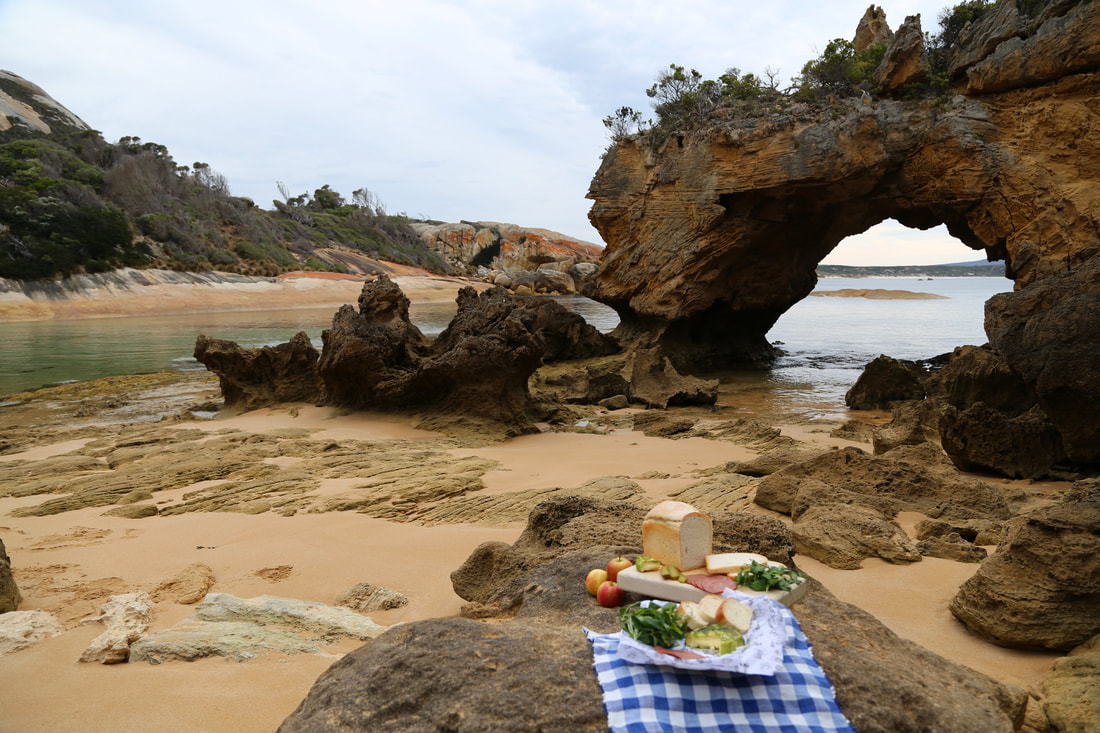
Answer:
xmin=0 ymin=83 xmax=449 ymax=280
xmin=603 ymin=0 xmax=1060 ymax=147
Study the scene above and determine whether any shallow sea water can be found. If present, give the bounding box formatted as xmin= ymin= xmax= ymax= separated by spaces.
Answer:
xmin=0 ymin=278 xmax=1011 ymax=417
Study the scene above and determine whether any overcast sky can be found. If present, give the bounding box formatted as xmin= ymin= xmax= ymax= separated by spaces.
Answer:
xmin=0 ymin=0 xmax=977 ymax=266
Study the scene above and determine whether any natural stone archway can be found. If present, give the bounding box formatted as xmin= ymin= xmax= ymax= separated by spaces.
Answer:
xmin=586 ymin=3 xmax=1100 ymax=372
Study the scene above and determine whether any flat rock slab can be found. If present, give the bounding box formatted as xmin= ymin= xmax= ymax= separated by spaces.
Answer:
xmin=129 ymin=593 xmax=389 ymax=664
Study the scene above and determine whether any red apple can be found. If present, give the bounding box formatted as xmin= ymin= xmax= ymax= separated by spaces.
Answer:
xmin=585 ymin=568 xmax=608 ymax=596
xmin=596 ymin=580 xmax=624 ymax=608
xmin=606 ymin=556 xmax=632 ymax=582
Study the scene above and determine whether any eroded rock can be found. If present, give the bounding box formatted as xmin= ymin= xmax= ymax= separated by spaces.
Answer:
xmin=194 ymin=331 xmax=320 ymax=410
xmin=334 ymin=582 xmax=408 ymax=613
xmin=949 ymin=484 xmax=1100 ymax=650
xmin=79 ymin=591 xmax=154 ymax=664
xmin=0 ymin=610 xmax=63 ymax=656
xmin=150 ymin=563 xmax=216 ymax=605
xmin=130 ymin=593 xmax=389 ymax=664
xmin=754 ymin=445 xmax=1011 ymax=521
xmin=793 ymin=503 xmax=922 ymax=570
xmin=279 ymin=618 xmax=610 ymax=733
xmin=1042 ymin=635 xmax=1100 ymax=733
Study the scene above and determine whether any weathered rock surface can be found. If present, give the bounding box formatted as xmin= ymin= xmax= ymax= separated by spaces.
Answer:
xmin=79 ymin=591 xmax=154 ymax=664
xmin=284 ymin=498 xmax=1027 ymax=733
xmin=853 ymin=4 xmax=893 ymax=52
xmin=193 ymin=331 xmax=320 ymax=410
xmin=874 ymin=13 xmax=928 ymax=92
xmin=0 ymin=537 xmax=20 ymax=613
xmin=916 ymin=532 xmax=988 ymax=563
xmin=1042 ymin=634 xmax=1100 ymax=733
xmin=333 ymin=582 xmax=408 ymax=612
xmin=279 ymin=618 xmax=610 ymax=733
xmin=845 ymin=354 xmax=927 ymax=409
xmin=755 ymin=444 xmax=1012 ymax=521
xmin=870 ymin=399 xmax=940 ymax=454
xmin=543 ymin=345 xmax=716 ymax=409
xmin=793 ymin=503 xmax=922 ymax=570
xmin=194 ymin=593 xmax=388 ymax=639
xmin=795 ymin=592 xmax=1027 ymax=733
xmin=949 ymin=483 xmax=1100 ymax=650
xmin=130 ymin=593 xmax=389 ymax=663
xmin=925 ymin=344 xmax=1034 ymax=415
xmin=410 ymin=220 xmax=601 ymax=275
xmin=130 ymin=619 xmax=323 ymax=663
xmin=0 ymin=610 xmax=64 ymax=656
xmin=586 ymin=3 xmax=1100 ymax=471
xmin=150 ymin=563 xmax=216 ymax=604
xmin=984 ymin=257 xmax=1100 ymax=465
xmin=940 ymin=403 xmax=1067 ymax=479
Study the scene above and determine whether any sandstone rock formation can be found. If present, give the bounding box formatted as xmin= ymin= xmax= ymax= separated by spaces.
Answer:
xmin=984 ymin=257 xmax=1100 ymax=465
xmin=283 ymin=497 xmax=1027 ymax=732
xmin=949 ymin=481 xmax=1100 ymax=651
xmin=853 ymin=4 xmax=893 ymax=52
xmin=792 ymin=502 xmax=922 ymax=570
xmin=754 ymin=444 xmax=1012 ymax=521
xmin=586 ymin=2 xmax=1100 ymax=470
xmin=0 ymin=537 xmax=19 ymax=613
xmin=150 ymin=563 xmax=216 ymax=605
xmin=79 ymin=591 xmax=154 ymax=664
xmin=334 ymin=583 xmax=408 ymax=613
xmin=1042 ymin=634 xmax=1100 ymax=732
xmin=410 ymin=220 xmax=602 ymax=285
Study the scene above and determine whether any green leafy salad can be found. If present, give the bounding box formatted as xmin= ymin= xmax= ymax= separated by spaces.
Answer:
xmin=734 ymin=560 xmax=805 ymax=592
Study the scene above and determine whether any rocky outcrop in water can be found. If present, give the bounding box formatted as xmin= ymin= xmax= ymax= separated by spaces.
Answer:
xmin=195 ymin=275 xmax=620 ymax=436
xmin=282 ymin=497 xmax=1027 ymax=733
xmin=586 ymin=2 xmax=1100 ymax=459
xmin=194 ymin=332 xmax=321 ymax=410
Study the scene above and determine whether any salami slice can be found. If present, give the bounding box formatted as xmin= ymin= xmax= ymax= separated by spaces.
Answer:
xmin=654 ymin=645 xmax=705 ymax=660
xmin=685 ymin=573 xmax=737 ymax=594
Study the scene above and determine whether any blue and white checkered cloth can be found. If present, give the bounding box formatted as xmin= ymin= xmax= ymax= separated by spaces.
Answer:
xmin=585 ymin=600 xmax=853 ymax=733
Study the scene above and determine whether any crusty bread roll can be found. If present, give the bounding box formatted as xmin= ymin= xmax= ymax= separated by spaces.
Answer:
xmin=642 ymin=500 xmax=712 ymax=571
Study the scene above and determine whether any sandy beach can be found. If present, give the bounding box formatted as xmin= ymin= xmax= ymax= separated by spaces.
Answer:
xmin=0 ymin=275 xmax=1064 ymax=732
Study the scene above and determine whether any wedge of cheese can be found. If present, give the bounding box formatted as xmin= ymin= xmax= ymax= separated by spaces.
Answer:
xmin=704 ymin=552 xmax=768 ymax=575
xmin=642 ymin=501 xmax=712 ymax=572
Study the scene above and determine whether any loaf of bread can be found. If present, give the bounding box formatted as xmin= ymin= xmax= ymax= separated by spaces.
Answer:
xmin=642 ymin=500 xmax=712 ymax=571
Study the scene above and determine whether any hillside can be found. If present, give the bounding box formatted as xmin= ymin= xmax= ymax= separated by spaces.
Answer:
xmin=1 ymin=70 xmax=599 ymax=284
xmin=817 ymin=260 xmax=1006 ymax=278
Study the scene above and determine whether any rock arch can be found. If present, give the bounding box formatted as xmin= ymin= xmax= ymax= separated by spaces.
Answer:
xmin=585 ymin=2 xmax=1100 ymax=463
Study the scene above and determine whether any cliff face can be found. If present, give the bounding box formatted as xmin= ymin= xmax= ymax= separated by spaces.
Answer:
xmin=410 ymin=220 xmax=601 ymax=274
xmin=587 ymin=1 xmax=1100 ymax=367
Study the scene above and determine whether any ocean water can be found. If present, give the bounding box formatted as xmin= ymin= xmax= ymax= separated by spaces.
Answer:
xmin=0 ymin=278 xmax=1011 ymax=414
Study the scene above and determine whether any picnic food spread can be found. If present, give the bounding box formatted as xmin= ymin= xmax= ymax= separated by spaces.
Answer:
xmin=612 ymin=501 xmax=808 ymax=608
xmin=585 ymin=501 xmax=854 ymax=731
